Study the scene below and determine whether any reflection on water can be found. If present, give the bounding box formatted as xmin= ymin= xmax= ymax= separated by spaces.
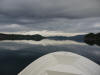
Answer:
xmin=0 ymin=39 xmax=100 ymax=75
xmin=1 ymin=39 xmax=86 ymax=46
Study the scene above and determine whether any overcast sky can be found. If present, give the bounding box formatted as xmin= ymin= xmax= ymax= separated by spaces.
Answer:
xmin=0 ymin=0 xmax=100 ymax=34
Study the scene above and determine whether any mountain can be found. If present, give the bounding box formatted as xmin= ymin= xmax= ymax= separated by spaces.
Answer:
xmin=47 ymin=35 xmax=85 ymax=42
xmin=0 ymin=33 xmax=45 ymax=41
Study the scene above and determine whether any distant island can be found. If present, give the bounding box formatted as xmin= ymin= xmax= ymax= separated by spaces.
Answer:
xmin=84 ymin=33 xmax=100 ymax=46
xmin=0 ymin=33 xmax=45 ymax=41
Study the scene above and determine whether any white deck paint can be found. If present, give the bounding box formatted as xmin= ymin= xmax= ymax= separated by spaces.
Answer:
xmin=18 ymin=52 xmax=100 ymax=75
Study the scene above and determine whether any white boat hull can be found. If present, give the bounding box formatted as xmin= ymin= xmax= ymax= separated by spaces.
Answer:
xmin=18 ymin=52 xmax=100 ymax=75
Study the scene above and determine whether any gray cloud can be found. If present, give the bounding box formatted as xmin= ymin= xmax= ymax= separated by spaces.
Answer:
xmin=0 ymin=17 xmax=100 ymax=33
xmin=0 ymin=0 xmax=100 ymax=18
xmin=0 ymin=0 xmax=100 ymax=33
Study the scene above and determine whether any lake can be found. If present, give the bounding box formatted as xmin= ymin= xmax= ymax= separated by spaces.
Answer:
xmin=0 ymin=39 xmax=100 ymax=75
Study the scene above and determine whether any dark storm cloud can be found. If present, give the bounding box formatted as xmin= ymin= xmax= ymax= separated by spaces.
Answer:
xmin=0 ymin=18 xmax=100 ymax=33
xmin=0 ymin=0 xmax=100 ymax=18
xmin=0 ymin=0 xmax=100 ymax=33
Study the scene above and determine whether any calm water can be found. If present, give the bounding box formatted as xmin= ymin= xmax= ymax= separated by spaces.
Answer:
xmin=0 ymin=39 xmax=100 ymax=75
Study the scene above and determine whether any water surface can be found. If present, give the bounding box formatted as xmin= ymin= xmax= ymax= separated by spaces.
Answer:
xmin=0 ymin=39 xmax=100 ymax=75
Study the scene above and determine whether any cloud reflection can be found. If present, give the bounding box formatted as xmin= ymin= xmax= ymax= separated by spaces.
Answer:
xmin=0 ymin=39 xmax=86 ymax=46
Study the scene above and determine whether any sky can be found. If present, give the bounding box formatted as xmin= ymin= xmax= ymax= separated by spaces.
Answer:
xmin=0 ymin=0 xmax=100 ymax=35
